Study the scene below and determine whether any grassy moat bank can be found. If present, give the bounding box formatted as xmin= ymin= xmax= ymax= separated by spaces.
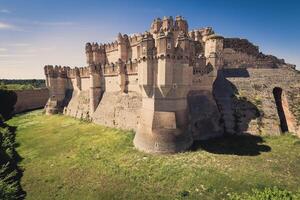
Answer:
xmin=7 ymin=110 xmax=300 ymax=200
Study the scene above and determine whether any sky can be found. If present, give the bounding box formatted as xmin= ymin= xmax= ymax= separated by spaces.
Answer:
xmin=0 ymin=0 xmax=299 ymax=79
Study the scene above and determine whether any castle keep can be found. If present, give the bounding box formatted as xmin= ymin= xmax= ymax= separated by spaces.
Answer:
xmin=44 ymin=16 xmax=300 ymax=153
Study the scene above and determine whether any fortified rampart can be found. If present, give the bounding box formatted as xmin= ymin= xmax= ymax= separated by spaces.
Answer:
xmin=223 ymin=38 xmax=294 ymax=69
xmin=214 ymin=68 xmax=300 ymax=137
xmin=44 ymin=16 xmax=300 ymax=154
xmin=14 ymin=88 xmax=49 ymax=114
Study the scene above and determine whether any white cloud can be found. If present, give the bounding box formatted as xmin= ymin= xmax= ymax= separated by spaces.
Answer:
xmin=0 ymin=22 xmax=15 ymax=30
xmin=0 ymin=48 xmax=7 ymax=52
xmin=0 ymin=9 xmax=10 ymax=14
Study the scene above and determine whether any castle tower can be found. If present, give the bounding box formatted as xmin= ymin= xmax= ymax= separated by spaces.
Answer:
xmin=74 ymin=67 xmax=81 ymax=91
xmin=86 ymin=43 xmax=93 ymax=65
xmin=92 ymin=43 xmax=101 ymax=65
xmin=137 ymin=32 xmax=155 ymax=97
xmin=177 ymin=31 xmax=191 ymax=58
xmin=89 ymin=65 xmax=102 ymax=115
xmin=204 ymin=34 xmax=224 ymax=69
xmin=150 ymin=18 xmax=162 ymax=34
xmin=117 ymin=33 xmax=128 ymax=61
xmin=134 ymin=30 xmax=194 ymax=154
xmin=117 ymin=59 xmax=127 ymax=93
xmin=156 ymin=31 xmax=174 ymax=97
xmin=174 ymin=16 xmax=188 ymax=33
xmin=162 ymin=16 xmax=174 ymax=32
xmin=44 ymin=65 xmax=69 ymax=114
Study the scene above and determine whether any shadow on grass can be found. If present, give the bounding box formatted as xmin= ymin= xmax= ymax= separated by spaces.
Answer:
xmin=191 ymin=134 xmax=271 ymax=156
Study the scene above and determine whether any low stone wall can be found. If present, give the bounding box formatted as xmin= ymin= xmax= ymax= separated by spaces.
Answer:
xmin=14 ymin=88 xmax=49 ymax=113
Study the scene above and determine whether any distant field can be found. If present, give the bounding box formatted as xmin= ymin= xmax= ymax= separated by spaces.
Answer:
xmin=7 ymin=110 xmax=300 ymax=200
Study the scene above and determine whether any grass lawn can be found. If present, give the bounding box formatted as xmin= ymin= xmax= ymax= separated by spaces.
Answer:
xmin=7 ymin=110 xmax=300 ymax=200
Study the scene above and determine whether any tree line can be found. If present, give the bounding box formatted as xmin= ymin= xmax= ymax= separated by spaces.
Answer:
xmin=0 ymin=79 xmax=46 ymax=90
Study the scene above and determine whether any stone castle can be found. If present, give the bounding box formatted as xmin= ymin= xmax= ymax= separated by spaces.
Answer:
xmin=44 ymin=16 xmax=300 ymax=153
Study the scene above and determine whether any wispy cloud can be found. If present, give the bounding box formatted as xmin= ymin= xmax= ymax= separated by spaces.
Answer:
xmin=0 ymin=21 xmax=24 ymax=31
xmin=32 ymin=21 xmax=75 ymax=26
xmin=0 ymin=22 xmax=15 ymax=30
xmin=0 ymin=48 xmax=7 ymax=52
xmin=0 ymin=60 xmax=25 ymax=64
xmin=0 ymin=9 xmax=11 ymax=14
xmin=0 ymin=54 xmax=36 ymax=58
xmin=8 ymin=43 xmax=31 ymax=47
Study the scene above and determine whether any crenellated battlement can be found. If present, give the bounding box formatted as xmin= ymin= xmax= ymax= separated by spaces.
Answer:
xmin=189 ymin=27 xmax=215 ymax=42
xmin=128 ymin=34 xmax=143 ymax=46
xmin=44 ymin=65 xmax=96 ymax=79
xmin=105 ymin=41 xmax=119 ymax=52
xmin=44 ymin=65 xmax=69 ymax=78
xmin=150 ymin=15 xmax=189 ymax=35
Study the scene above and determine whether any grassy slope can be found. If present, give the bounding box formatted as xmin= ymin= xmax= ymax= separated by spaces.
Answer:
xmin=7 ymin=110 xmax=300 ymax=200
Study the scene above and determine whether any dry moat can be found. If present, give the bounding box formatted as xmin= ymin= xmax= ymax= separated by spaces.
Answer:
xmin=6 ymin=110 xmax=300 ymax=200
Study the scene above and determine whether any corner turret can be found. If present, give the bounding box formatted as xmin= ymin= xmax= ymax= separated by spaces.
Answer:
xmin=156 ymin=30 xmax=175 ymax=56
xmin=86 ymin=43 xmax=93 ymax=65
xmin=162 ymin=16 xmax=174 ymax=32
xmin=205 ymin=34 xmax=224 ymax=69
xmin=174 ymin=16 xmax=188 ymax=34
xmin=150 ymin=18 xmax=162 ymax=34
xmin=117 ymin=33 xmax=128 ymax=61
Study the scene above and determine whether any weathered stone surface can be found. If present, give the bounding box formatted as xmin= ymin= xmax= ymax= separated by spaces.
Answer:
xmin=215 ymin=68 xmax=300 ymax=137
xmin=14 ymin=88 xmax=49 ymax=114
xmin=92 ymin=91 xmax=142 ymax=131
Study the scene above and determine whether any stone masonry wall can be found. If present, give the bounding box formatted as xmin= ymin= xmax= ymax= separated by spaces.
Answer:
xmin=223 ymin=38 xmax=290 ymax=69
xmin=215 ymin=68 xmax=300 ymax=137
xmin=64 ymin=90 xmax=90 ymax=120
xmin=224 ymin=38 xmax=260 ymax=56
xmin=92 ymin=91 xmax=142 ymax=131
xmin=14 ymin=88 xmax=49 ymax=113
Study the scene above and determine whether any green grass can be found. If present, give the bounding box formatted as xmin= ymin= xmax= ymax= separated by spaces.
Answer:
xmin=6 ymin=110 xmax=300 ymax=200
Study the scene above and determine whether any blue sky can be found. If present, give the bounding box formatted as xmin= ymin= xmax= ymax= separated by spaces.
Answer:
xmin=0 ymin=0 xmax=299 ymax=78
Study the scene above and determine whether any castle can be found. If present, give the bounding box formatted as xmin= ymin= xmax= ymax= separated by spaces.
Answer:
xmin=44 ymin=16 xmax=300 ymax=153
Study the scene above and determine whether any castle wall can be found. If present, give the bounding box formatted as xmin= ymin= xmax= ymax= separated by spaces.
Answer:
xmin=104 ymin=75 xmax=121 ymax=92
xmin=223 ymin=47 xmax=289 ymax=69
xmin=223 ymin=48 xmax=258 ymax=68
xmin=223 ymin=38 xmax=289 ymax=69
xmin=81 ymin=77 xmax=90 ymax=91
xmin=70 ymin=78 xmax=79 ymax=90
xmin=223 ymin=38 xmax=259 ymax=56
xmin=14 ymin=88 xmax=49 ymax=114
xmin=127 ymin=74 xmax=140 ymax=93
xmin=64 ymin=90 xmax=90 ymax=119
xmin=47 ymin=77 xmax=68 ymax=101
xmin=215 ymin=68 xmax=300 ymax=137
xmin=106 ymin=49 xmax=120 ymax=63
xmin=92 ymin=91 xmax=142 ymax=131
xmin=130 ymin=45 xmax=140 ymax=60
